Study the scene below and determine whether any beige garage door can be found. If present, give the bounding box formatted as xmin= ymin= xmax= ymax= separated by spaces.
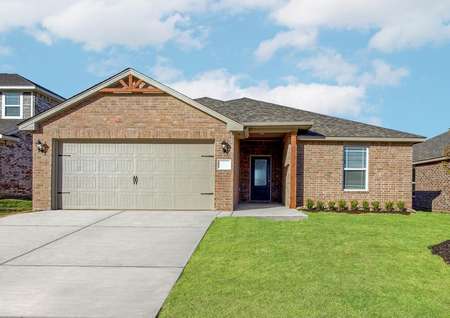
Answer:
xmin=57 ymin=142 xmax=215 ymax=210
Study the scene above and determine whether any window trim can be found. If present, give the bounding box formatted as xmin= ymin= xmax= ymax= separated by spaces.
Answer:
xmin=2 ymin=92 xmax=23 ymax=119
xmin=343 ymin=146 xmax=369 ymax=192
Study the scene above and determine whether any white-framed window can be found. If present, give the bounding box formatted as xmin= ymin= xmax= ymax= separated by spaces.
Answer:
xmin=2 ymin=92 xmax=23 ymax=119
xmin=343 ymin=146 xmax=368 ymax=191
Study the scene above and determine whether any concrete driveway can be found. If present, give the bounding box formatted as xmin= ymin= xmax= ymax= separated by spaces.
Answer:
xmin=0 ymin=210 xmax=217 ymax=318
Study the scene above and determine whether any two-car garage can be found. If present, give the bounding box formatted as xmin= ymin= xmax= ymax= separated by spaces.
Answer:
xmin=57 ymin=142 xmax=215 ymax=210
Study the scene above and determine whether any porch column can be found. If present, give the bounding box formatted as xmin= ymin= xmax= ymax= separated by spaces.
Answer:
xmin=289 ymin=131 xmax=297 ymax=208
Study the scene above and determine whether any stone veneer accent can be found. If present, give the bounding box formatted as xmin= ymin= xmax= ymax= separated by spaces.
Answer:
xmin=0 ymin=131 xmax=32 ymax=198
xmin=32 ymin=94 xmax=235 ymax=211
xmin=297 ymin=141 xmax=413 ymax=208
xmin=414 ymin=160 xmax=450 ymax=211
xmin=238 ymin=139 xmax=283 ymax=203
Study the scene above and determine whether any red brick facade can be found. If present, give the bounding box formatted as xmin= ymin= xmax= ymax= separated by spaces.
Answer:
xmin=297 ymin=141 xmax=413 ymax=208
xmin=414 ymin=160 xmax=450 ymax=211
xmin=32 ymin=94 xmax=235 ymax=211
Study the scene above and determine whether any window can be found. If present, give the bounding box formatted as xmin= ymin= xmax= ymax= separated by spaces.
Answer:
xmin=2 ymin=92 xmax=22 ymax=118
xmin=344 ymin=146 xmax=368 ymax=191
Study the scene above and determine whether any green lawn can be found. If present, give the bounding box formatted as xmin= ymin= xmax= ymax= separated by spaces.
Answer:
xmin=160 ymin=213 xmax=450 ymax=318
xmin=0 ymin=199 xmax=32 ymax=218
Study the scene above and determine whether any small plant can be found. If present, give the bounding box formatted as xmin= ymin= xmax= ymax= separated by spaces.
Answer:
xmin=397 ymin=201 xmax=406 ymax=212
xmin=306 ymin=199 xmax=315 ymax=210
xmin=338 ymin=199 xmax=348 ymax=211
xmin=316 ymin=200 xmax=325 ymax=211
xmin=385 ymin=201 xmax=395 ymax=212
xmin=350 ymin=200 xmax=359 ymax=211
xmin=362 ymin=200 xmax=370 ymax=212
xmin=328 ymin=200 xmax=336 ymax=211
xmin=371 ymin=201 xmax=381 ymax=212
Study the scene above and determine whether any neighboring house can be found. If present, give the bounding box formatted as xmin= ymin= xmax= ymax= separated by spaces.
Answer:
xmin=0 ymin=74 xmax=64 ymax=198
xmin=413 ymin=130 xmax=450 ymax=211
xmin=19 ymin=68 xmax=424 ymax=211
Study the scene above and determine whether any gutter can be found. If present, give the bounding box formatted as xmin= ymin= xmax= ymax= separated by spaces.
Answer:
xmin=413 ymin=156 xmax=450 ymax=165
xmin=297 ymin=136 xmax=426 ymax=143
xmin=0 ymin=134 xmax=20 ymax=142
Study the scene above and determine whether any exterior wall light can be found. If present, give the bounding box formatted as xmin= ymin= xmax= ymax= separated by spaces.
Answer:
xmin=36 ymin=140 xmax=49 ymax=153
xmin=221 ymin=141 xmax=231 ymax=154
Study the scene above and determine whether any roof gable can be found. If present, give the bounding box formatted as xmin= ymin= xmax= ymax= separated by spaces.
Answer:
xmin=0 ymin=73 xmax=65 ymax=100
xmin=18 ymin=69 xmax=243 ymax=132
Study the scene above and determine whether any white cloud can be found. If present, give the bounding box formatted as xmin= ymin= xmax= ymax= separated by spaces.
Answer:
xmin=297 ymin=50 xmax=358 ymax=85
xmin=150 ymin=57 xmax=183 ymax=83
xmin=297 ymin=51 xmax=409 ymax=87
xmin=0 ymin=46 xmax=12 ymax=56
xmin=169 ymin=69 xmax=366 ymax=116
xmin=360 ymin=59 xmax=409 ymax=87
xmin=255 ymin=29 xmax=317 ymax=61
xmin=258 ymin=0 xmax=450 ymax=58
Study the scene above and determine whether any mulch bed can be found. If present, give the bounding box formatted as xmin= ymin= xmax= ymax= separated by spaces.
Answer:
xmin=429 ymin=240 xmax=450 ymax=265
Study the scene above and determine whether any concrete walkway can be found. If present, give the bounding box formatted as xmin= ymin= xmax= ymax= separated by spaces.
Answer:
xmin=218 ymin=203 xmax=308 ymax=220
xmin=0 ymin=210 xmax=217 ymax=318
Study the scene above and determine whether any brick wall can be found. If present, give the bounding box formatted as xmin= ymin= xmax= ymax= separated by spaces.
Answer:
xmin=239 ymin=139 xmax=283 ymax=202
xmin=32 ymin=94 xmax=235 ymax=211
xmin=297 ymin=141 xmax=413 ymax=208
xmin=414 ymin=160 xmax=450 ymax=211
xmin=0 ymin=131 xmax=32 ymax=198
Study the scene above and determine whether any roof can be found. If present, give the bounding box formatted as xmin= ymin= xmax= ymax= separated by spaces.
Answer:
xmin=413 ymin=130 xmax=450 ymax=163
xmin=196 ymin=97 xmax=424 ymax=140
xmin=0 ymin=119 xmax=21 ymax=135
xmin=0 ymin=74 xmax=65 ymax=100
xmin=18 ymin=68 xmax=243 ymax=132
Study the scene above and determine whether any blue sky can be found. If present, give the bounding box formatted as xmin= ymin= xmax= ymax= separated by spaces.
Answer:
xmin=0 ymin=1 xmax=449 ymax=138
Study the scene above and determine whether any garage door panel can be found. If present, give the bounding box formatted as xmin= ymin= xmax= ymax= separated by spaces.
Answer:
xmin=59 ymin=142 xmax=214 ymax=210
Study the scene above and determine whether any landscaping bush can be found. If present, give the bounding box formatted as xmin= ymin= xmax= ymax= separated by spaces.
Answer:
xmin=338 ymin=199 xmax=348 ymax=211
xmin=316 ymin=200 xmax=325 ymax=211
xmin=397 ymin=201 xmax=406 ymax=212
xmin=362 ymin=200 xmax=370 ymax=212
xmin=385 ymin=201 xmax=395 ymax=212
xmin=328 ymin=201 xmax=336 ymax=211
xmin=306 ymin=199 xmax=315 ymax=210
xmin=350 ymin=200 xmax=359 ymax=211
xmin=371 ymin=201 xmax=381 ymax=212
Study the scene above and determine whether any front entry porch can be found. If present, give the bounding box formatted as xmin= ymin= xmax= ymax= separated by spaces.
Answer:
xmin=219 ymin=203 xmax=308 ymax=220
xmin=235 ymin=130 xmax=298 ymax=209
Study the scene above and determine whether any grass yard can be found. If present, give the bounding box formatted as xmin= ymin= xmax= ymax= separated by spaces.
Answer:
xmin=160 ymin=213 xmax=450 ymax=318
xmin=0 ymin=199 xmax=32 ymax=218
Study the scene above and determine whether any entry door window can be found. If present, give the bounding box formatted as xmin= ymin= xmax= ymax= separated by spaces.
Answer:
xmin=251 ymin=157 xmax=271 ymax=201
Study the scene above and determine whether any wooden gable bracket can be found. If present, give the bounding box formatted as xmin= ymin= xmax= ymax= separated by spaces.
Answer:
xmin=100 ymin=74 xmax=165 ymax=94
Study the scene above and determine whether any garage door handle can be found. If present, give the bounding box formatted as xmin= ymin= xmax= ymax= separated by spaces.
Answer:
xmin=200 ymin=192 xmax=214 ymax=195
xmin=133 ymin=176 xmax=138 ymax=185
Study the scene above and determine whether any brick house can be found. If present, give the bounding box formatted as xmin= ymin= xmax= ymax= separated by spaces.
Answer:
xmin=19 ymin=68 xmax=424 ymax=211
xmin=0 ymin=74 xmax=64 ymax=198
xmin=413 ymin=130 xmax=450 ymax=211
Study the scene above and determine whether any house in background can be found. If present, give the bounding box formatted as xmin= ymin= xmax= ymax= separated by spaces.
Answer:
xmin=413 ymin=130 xmax=450 ymax=211
xmin=19 ymin=68 xmax=424 ymax=211
xmin=0 ymin=74 xmax=64 ymax=198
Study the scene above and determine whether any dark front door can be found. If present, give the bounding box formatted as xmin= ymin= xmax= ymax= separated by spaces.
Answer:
xmin=250 ymin=156 xmax=271 ymax=201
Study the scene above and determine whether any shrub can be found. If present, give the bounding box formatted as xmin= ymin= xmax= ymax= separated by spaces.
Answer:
xmin=328 ymin=201 xmax=336 ymax=211
xmin=350 ymin=200 xmax=359 ymax=211
xmin=338 ymin=199 xmax=348 ymax=211
xmin=362 ymin=200 xmax=370 ymax=212
xmin=397 ymin=201 xmax=406 ymax=212
xmin=316 ymin=200 xmax=325 ymax=211
xmin=385 ymin=201 xmax=395 ymax=212
xmin=371 ymin=201 xmax=381 ymax=212
xmin=306 ymin=199 xmax=315 ymax=210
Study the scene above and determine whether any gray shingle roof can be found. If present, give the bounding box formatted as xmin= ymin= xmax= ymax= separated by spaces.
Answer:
xmin=413 ymin=130 xmax=450 ymax=163
xmin=0 ymin=74 xmax=65 ymax=100
xmin=0 ymin=119 xmax=22 ymax=136
xmin=195 ymin=97 xmax=423 ymax=139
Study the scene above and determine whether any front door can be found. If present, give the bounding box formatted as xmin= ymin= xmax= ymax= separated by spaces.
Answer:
xmin=250 ymin=156 xmax=271 ymax=201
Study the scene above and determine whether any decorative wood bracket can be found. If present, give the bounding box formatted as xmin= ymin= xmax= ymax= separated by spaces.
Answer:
xmin=99 ymin=74 xmax=165 ymax=94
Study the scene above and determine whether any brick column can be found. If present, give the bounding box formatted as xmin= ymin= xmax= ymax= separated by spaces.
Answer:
xmin=290 ymin=131 xmax=297 ymax=208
